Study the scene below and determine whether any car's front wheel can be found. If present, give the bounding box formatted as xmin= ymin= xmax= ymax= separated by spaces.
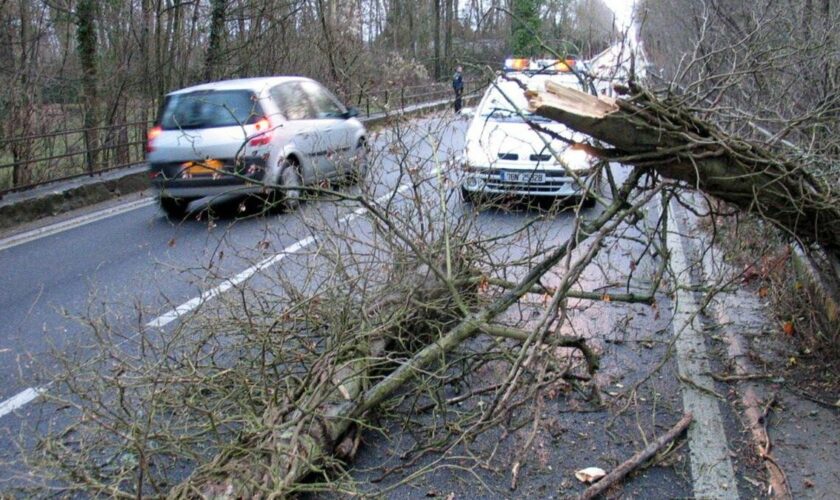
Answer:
xmin=460 ymin=186 xmax=477 ymax=204
xmin=159 ymin=196 xmax=192 ymax=220
xmin=349 ymin=139 xmax=369 ymax=183
xmin=279 ymin=158 xmax=303 ymax=211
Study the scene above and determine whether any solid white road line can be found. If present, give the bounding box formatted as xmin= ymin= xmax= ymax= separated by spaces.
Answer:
xmin=0 ymin=387 xmax=46 ymax=419
xmin=667 ymin=200 xmax=739 ymax=499
xmin=0 ymin=197 xmax=155 ymax=252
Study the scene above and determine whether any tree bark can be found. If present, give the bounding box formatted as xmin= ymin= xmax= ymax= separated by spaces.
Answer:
xmin=8 ymin=0 xmax=35 ymax=187
xmin=578 ymin=413 xmax=693 ymax=500
xmin=445 ymin=0 xmax=453 ymax=63
xmin=140 ymin=0 xmax=153 ymax=102
xmin=204 ymin=0 xmax=226 ymax=82
xmin=434 ymin=0 xmax=441 ymax=79
xmin=76 ymin=0 xmax=99 ymax=174
xmin=527 ymin=82 xmax=840 ymax=271
xmin=317 ymin=0 xmax=341 ymax=88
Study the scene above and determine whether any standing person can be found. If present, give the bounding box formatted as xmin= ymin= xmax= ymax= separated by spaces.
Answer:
xmin=452 ymin=65 xmax=464 ymax=113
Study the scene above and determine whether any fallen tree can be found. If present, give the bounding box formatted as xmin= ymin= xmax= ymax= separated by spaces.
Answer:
xmin=171 ymin=167 xmax=657 ymax=497
xmin=527 ymin=81 xmax=840 ymax=281
xmin=23 ymin=115 xmax=678 ymax=498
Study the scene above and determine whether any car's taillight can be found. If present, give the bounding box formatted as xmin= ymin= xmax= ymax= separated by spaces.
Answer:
xmin=146 ymin=125 xmax=162 ymax=153
xmin=249 ymin=118 xmax=273 ymax=146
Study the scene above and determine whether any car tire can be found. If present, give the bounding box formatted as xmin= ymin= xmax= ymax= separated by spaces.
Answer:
xmin=460 ymin=186 xmax=476 ymax=204
xmin=349 ymin=139 xmax=369 ymax=183
xmin=279 ymin=158 xmax=303 ymax=211
xmin=582 ymin=169 xmax=604 ymax=208
xmin=160 ymin=196 xmax=191 ymax=219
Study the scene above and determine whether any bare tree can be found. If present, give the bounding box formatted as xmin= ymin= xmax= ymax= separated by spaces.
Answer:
xmin=204 ymin=0 xmax=227 ymax=82
xmin=76 ymin=0 xmax=99 ymax=174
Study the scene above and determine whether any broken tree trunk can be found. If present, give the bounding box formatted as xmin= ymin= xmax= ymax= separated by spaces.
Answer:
xmin=528 ymin=82 xmax=840 ymax=276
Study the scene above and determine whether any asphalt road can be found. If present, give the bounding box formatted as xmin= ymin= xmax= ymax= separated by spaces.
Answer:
xmin=0 ymin=116 xmax=456 ymax=393
xmin=0 ymin=114 xmax=469 ymax=479
xmin=0 ymin=111 xmax=752 ymax=498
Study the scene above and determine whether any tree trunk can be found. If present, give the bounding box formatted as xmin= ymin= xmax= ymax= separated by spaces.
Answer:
xmin=445 ymin=0 xmax=453 ymax=63
xmin=204 ymin=0 xmax=226 ymax=82
xmin=317 ymin=0 xmax=341 ymax=88
xmin=528 ymin=82 xmax=840 ymax=274
xmin=154 ymin=0 xmax=165 ymax=98
xmin=9 ymin=0 xmax=34 ymax=187
xmin=76 ymin=0 xmax=99 ymax=175
xmin=434 ymin=0 xmax=441 ymax=79
xmin=140 ymin=0 xmax=154 ymax=103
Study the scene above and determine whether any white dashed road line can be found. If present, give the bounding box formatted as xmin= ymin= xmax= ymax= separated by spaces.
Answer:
xmin=667 ymin=200 xmax=739 ymax=499
xmin=144 ymin=234 xmax=317 ymax=328
xmin=146 ymin=186 xmax=407 ymax=328
xmin=0 ymin=387 xmax=45 ymax=419
xmin=0 ymin=185 xmax=410 ymax=419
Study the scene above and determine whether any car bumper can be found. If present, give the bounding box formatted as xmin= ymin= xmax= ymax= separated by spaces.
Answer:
xmin=148 ymin=157 xmax=268 ymax=198
xmin=460 ymin=167 xmax=590 ymax=197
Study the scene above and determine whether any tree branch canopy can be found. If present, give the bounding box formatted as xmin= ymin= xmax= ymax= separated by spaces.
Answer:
xmin=527 ymin=82 xmax=840 ymax=264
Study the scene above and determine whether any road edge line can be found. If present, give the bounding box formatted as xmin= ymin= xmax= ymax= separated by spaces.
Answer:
xmin=0 ymin=197 xmax=155 ymax=252
xmin=667 ymin=200 xmax=740 ymax=499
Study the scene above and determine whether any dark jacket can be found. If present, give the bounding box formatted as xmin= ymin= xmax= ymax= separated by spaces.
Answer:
xmin=452 ymin=71 xmax=464 ymax=91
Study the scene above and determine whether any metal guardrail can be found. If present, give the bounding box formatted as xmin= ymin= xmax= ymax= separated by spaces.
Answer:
xmin=0 ymin=80 xmax=486 ymax=198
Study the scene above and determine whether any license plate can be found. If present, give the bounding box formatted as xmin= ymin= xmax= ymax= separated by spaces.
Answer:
xmin=182 ymin=159 xmax=223 ymax=175
xmin=500 ymin=171 xmax=545 ymax=183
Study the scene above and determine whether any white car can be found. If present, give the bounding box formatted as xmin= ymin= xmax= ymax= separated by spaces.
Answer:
xmin=146 ymin=77 xmax=368 ymax=218
xmin=460 ymin=60 xmax=601 ymax=204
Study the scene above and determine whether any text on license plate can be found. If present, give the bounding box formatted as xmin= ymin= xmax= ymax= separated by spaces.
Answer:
xmin=182 ymin=159 xmax=224 ymax=175
xmin=500 ymin=171 xmax=545 ymax=183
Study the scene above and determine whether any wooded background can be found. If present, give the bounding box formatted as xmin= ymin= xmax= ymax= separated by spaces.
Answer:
xmin=639 ymin=0 xmax=838 ymax=167
xmin=0 ymin=0 xmax=615 ymax=183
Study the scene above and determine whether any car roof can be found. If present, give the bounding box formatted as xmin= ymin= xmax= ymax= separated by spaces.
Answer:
xmin=166 ymin=76 xmax=311 ymax=96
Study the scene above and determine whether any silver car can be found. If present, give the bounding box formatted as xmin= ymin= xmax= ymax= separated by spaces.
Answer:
xmin=146 ymin=77 xmax=368 ymax=218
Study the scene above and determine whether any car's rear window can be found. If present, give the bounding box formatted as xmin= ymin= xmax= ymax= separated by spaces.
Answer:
xmin=160 ymin=90 xmax=264 ymax=130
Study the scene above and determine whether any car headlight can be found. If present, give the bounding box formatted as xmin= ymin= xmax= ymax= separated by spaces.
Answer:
xmin=559 ymin=145 xmax=595 ymax=173
xmin=464 ymin=144 xmax=492 ymax=169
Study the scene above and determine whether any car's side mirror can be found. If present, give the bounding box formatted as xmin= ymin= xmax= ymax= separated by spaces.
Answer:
xmin=344 ymin=107 xmax=359 ymax=119
xmin=460 ymin=107 xmax=475 ymax=118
